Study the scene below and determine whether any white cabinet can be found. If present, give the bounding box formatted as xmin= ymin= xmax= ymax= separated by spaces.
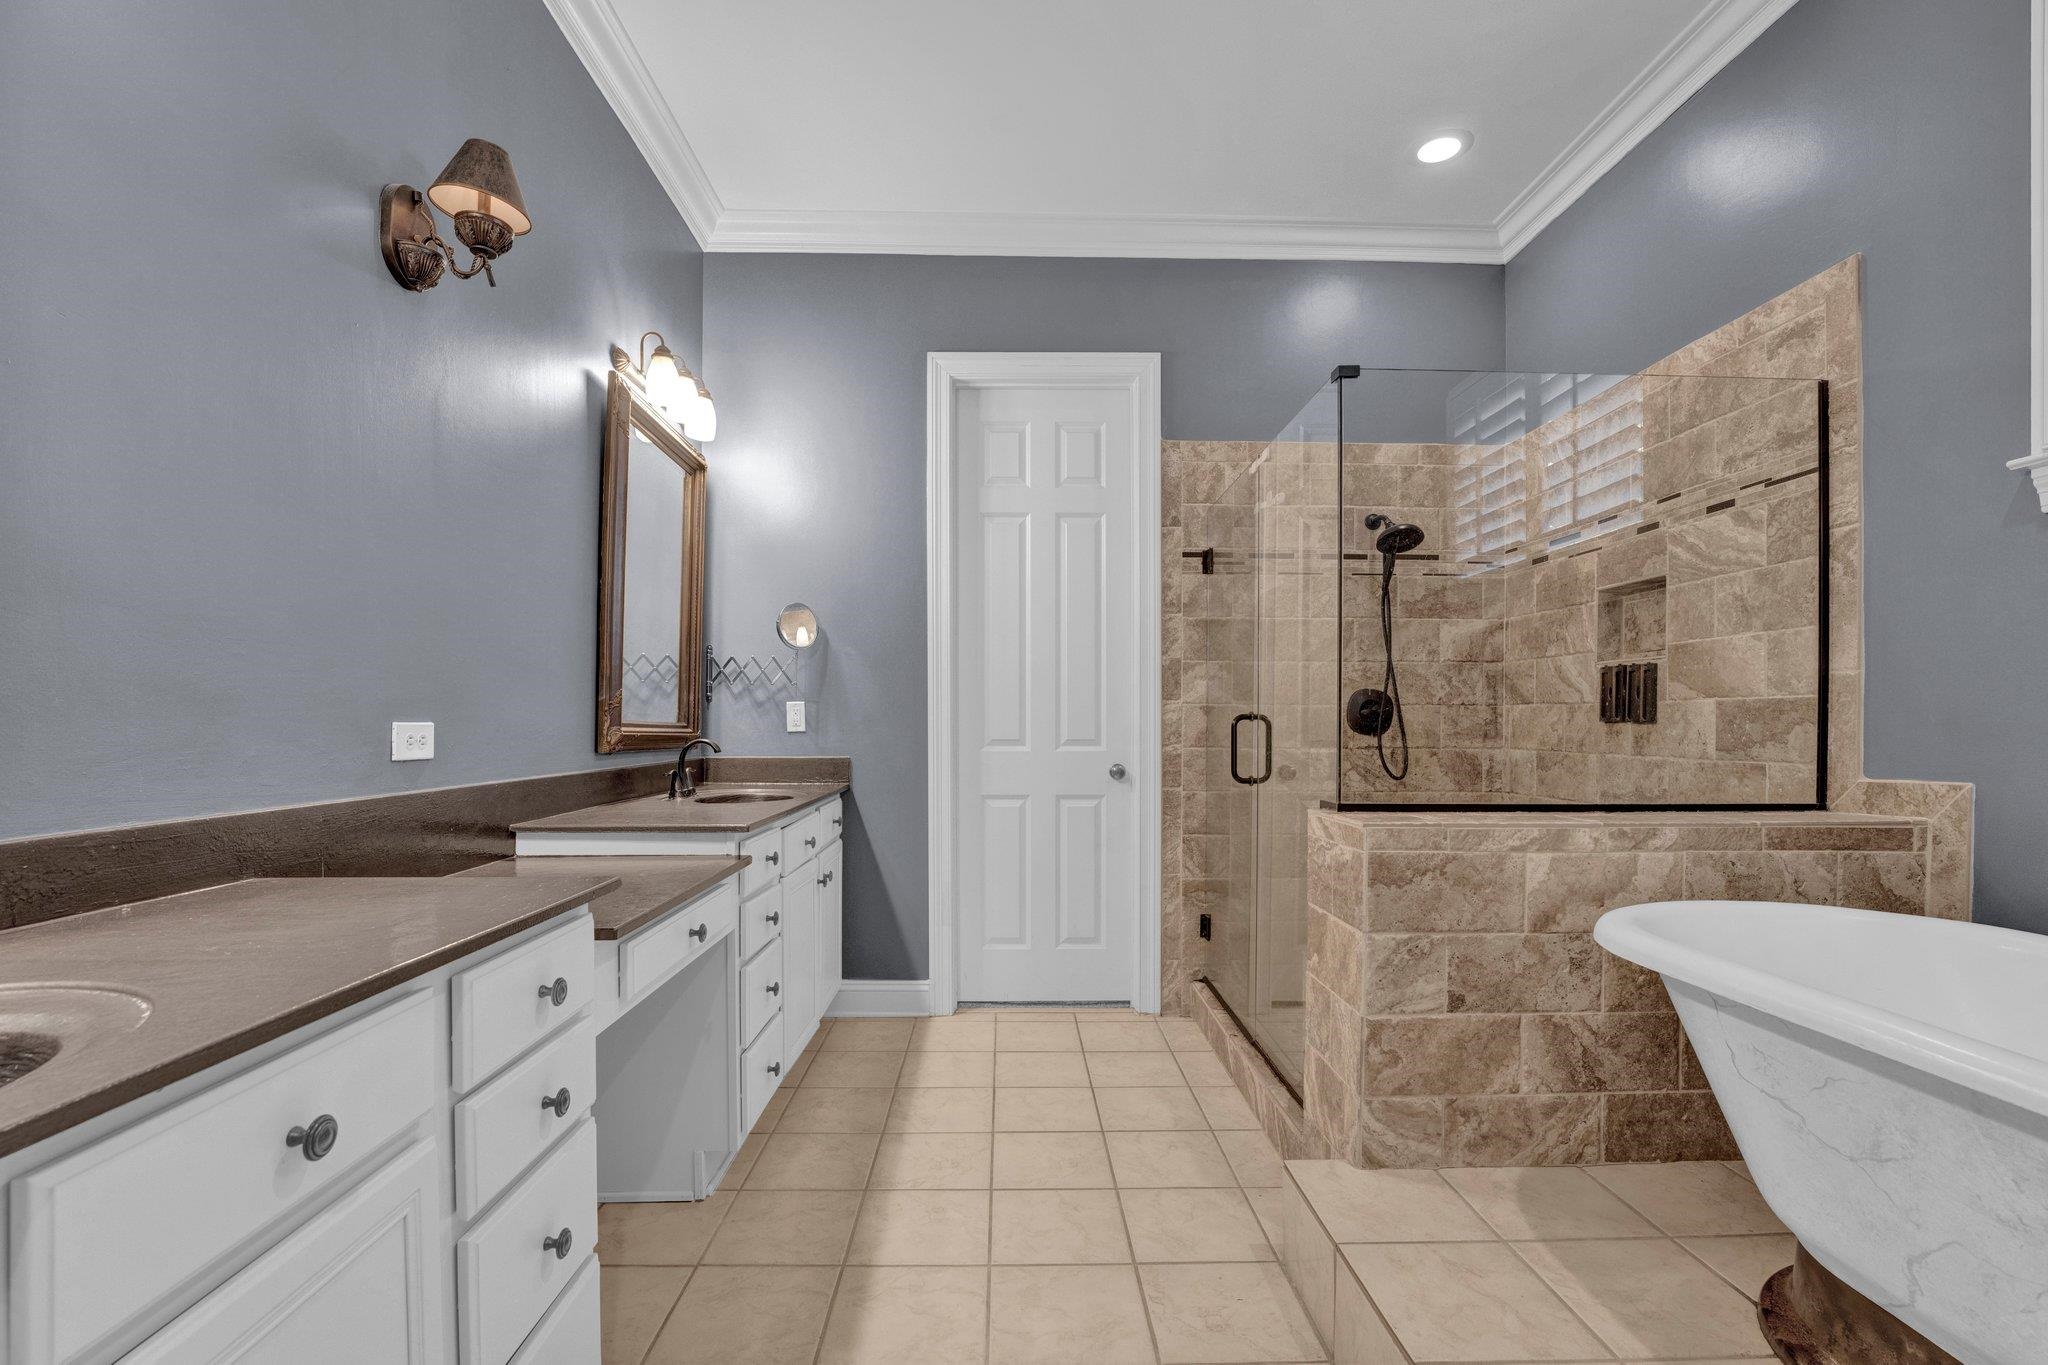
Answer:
xmin=778 ymin=869 xmax=816 ymax=1056
xmin=2 ymin=906 xmax=604 ymax=1365
xmin=13 ymin=993 xmax=439 ymax=1365
xmin=121 ymin=1140 xmax=447 ymax=1365
xmin=817 ymin=839 xmax=844 ymax=1018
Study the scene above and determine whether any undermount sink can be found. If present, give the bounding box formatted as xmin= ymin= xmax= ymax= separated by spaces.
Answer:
xmin=692 ymin=790 xmax=788 ymax=805
xmin=0 ymin=985 xmax=153 ymax=1087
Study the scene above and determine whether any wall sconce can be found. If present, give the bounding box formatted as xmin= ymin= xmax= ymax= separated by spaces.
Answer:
xmin=628 ymin=331 xmax=718 ymax=443
xmin=379 ymin=139 xmax=532 ymax=292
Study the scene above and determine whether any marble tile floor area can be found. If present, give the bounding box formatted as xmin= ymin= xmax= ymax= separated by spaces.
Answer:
xmin=597 ymin=1006 xmax=1791 ymax=1364
xmin=597 ymin=1006 xmax=1322 ymax=1365
xmin=1281 ymin=1155 xmax=1792 ymax=1363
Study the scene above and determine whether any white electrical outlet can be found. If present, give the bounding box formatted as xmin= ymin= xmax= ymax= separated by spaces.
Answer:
xmin=785 ymin=700 xmax=807 ymax=733
xmin=391 ymin=721 xmax=435 ymax=761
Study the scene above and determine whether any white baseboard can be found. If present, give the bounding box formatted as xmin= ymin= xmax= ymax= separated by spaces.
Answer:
xmin=828 ymin=979 xmax=934 ymax=1017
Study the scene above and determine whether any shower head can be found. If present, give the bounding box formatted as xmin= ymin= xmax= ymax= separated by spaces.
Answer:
xmin=1363 ymin=513 xmax=1426 ymax=556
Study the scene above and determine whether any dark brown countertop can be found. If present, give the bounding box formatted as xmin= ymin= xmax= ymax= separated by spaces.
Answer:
xmin=0 ymin=875 xmax=616 ymax=1159
xmin=511 ymin=782 xmax=847 ymax=835
xmin=451 ymin=855 xmax=749 ymax=939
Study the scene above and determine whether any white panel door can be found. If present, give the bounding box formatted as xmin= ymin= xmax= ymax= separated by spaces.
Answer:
xmin=955 ymin=384 xmax=1138 ymax=1001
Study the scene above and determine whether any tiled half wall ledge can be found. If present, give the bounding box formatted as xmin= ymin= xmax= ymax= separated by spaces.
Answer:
xmin=1299 ymin=807 xmax=1963 ymax=1168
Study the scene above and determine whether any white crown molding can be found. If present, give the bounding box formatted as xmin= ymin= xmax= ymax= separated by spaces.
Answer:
xmin=1494 ymin=0 xmax=1802 ymax=257
xmin=546 ymin=0 xmax=1799 ymax=264
xmin=542 ymin=0 xmax=723 ymax=245
xmin=705 ymin=207 xmax=1506 ymax=263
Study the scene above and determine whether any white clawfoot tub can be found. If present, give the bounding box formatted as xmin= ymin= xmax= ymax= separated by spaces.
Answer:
xmin=1595 ymin=901 xmax=2048 ymax=1365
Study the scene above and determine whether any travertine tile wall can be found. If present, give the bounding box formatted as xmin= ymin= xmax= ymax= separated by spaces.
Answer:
xmin=1301 ymin=808 xmax=1945 ymax=1167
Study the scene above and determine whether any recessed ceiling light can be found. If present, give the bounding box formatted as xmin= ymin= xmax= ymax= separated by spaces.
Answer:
xmin=1416 ymin=132 xmax=1471 ymax=164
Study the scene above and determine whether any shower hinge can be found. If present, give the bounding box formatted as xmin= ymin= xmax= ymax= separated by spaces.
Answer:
xmin=1198 ymin=913 xmax=1212 ymax=940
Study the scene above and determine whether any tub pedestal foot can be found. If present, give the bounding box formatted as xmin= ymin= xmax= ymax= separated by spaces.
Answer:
xmin=1759 ymin=1244 xmax=1961 ymax=1365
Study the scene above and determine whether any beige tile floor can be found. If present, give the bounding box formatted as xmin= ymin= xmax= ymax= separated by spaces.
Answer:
xmin=597 ymin=1008 xmax=1792 ymax=1365
xmin=1291 ymin=1157 xmax=1792 ymax=1363
xmin=598 ymin=1007 xmax=1320 ymax=1365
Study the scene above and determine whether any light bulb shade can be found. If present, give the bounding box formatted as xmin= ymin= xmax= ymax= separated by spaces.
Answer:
xmin=644 ymin=346 xmax=686 ymax=412
xmin=427 ymin=139 xmax=532 ymax=235
xmin=682 ymin=389 xmax=717 ymax=442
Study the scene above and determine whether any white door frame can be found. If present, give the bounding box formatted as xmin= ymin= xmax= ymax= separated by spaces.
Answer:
xmin=926 ymin=352 xmax=1162 ymax=1015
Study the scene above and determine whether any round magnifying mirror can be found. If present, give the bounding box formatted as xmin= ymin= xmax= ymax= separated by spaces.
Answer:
xmin=777 ymin=602 xmax=819 ymax=649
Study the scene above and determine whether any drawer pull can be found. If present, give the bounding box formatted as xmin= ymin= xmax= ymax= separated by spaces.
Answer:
xmin=805 ymin=836 xmax=817 ymax=849
xmin=539 ymin=977 xmax=569 ymax=1007
xmin=542 ymin=1227 xmax=574 ymax=1260
xmin=818 ymin=870 xmax=834 ymax=886
xmin=832 ymin=816 xmax=842 ymax=828
xmin=689 ymin=923 xmax=708 ymax=943
xmin=540 ymin=1087 xmax=572 ymax=1118
xmin=766 ymin=910 xmax=781 ymax=925
xmin=767 ymin=981 xmax=781 ymax=997
xmin=766 ymin=1061 xmax=782 ymax=1077
xmin=285 ymin=1114 xmax=340 ymax=1162
xmin=766 ymin=851 xmax=780 ymax=866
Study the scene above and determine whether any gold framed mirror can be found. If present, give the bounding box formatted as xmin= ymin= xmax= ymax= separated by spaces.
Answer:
xmin=597 ymin=348 xmax=707 ymax=751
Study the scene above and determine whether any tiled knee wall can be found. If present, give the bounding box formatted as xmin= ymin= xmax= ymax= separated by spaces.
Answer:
xmin=1300 ymin=808 xmax=1951 ymax=1167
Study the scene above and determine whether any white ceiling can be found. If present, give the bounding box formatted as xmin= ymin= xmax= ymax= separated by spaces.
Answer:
xmin=547 ymin=0 xmax=1799 ymax=262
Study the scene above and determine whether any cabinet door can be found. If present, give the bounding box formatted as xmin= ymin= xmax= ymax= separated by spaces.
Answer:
xmin=779 ymin=868 xmax=817 ymax=1061
xmin=817 ymin=841 xmax=844 ymax=1024
xmin=123 ymin=1140 xmax=447 ymax=1364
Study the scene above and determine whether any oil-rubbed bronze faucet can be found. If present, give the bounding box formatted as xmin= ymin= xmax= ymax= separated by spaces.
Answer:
xmin=669 ymin=737 xmax=722 ymax=800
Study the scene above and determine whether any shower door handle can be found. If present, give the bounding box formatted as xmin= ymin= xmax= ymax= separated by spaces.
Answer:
xmin=1228 ymin=712 xmax=1259 ymax=785
xmin=1255 ymin=713 xmax=1274 ymax=785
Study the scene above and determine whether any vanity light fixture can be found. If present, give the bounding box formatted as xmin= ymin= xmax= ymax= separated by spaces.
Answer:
xmin=631 ymin=331 xmax=718 ymax=442
xmin=379 ymin=139 xmax=532 ymax=292
xmin=1415 ymin=131 xmax=1472 ymax=164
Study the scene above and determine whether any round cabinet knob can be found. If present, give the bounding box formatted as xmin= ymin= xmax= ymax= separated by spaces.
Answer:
xmin=540 ymin=1087 xmax=572 ymax=1118
xmin=766 ymin=1061 xmax=782 ymax=1077
xmin=766 ymin=911 xmax=781 ymax=925
xmin=542 ymin=1228 xmax=574 ymax=1260
xmin=689 ymin=923 xmax=708 ymax=942
xmin=767 ymin=981 xmax=781 ymax=996
xmin=805 ymin=836 xmax=817 ymax=848
xmin=1108 ymin=763 xmax=1127 ymax=781
xmin=766 ymin=851 xmax=780 ymax=865
xmin=832 ymin=817 xmax=842 ymax=828
xmin=285 ymin=1114 xmax=340 ymax=1162
xmin=538 ymin=977 xmax=569 ymax=1007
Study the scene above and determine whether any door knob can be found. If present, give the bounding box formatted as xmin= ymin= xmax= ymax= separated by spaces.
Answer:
xmin=1108 ymin=763 xmax=1127 ymax=781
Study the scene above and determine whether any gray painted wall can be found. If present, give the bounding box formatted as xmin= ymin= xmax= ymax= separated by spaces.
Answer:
xmin=1504 ymin=0 xmax=2045 ymax=932
xmin=0 ymin=0 xmax=703 ymax=840
xmin=701 ymin=255 xmax=1506 ymax=978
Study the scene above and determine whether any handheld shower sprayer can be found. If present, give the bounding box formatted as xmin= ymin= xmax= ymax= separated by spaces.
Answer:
xmin=1347 ymin=513 xmax=1426 ymax=781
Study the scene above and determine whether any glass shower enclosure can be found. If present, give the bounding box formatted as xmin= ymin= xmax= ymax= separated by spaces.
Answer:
xmin=1196 ymin=365 xmax=1830 ymax=1092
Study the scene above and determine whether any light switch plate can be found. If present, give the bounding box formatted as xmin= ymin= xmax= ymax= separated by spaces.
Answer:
xmin=391 ymin=721 xmax=435 ymax=760
xmin=785 ymin=700 xmax=807 ymax=733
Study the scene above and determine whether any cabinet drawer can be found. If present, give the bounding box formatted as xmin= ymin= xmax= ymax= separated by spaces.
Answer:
xmin=122 ymin=1140 xmax=446 ymax=1365
xmin=454 ymin=1018 xmax=595 ymax=1219
xmin=452 ymin=913 xmax=593 ymax=1092
xmin=13 ymin=992 xmax=439 ymax=1365
xmin=507 ymin=1254 xmax=599 ymax=1365
xmin=785 ymin=808 xmax=825 ymax=869
xmin=819 ymin=797 xmax=844 ymax=848
xmin=740 ymin=935 xmax=785 ymax=1046
xmin=740 ymin=881 xmax=784 ymax=961
xmin=457 ymin=1117 xmax=597 ymax=1365
xmin=619 ymin=880 xmax=737 ymax=1004
xmin=739 ymin=826 xmax=783 ymax=897
xmin=740 ymin=1013 xmax=786 ymax=1136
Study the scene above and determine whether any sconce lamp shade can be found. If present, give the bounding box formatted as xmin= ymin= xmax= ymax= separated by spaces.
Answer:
xmin=682 ymin=385 xmax=718 ymax=442
xmin=427 ymin=139 xmax=532 ymax=236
